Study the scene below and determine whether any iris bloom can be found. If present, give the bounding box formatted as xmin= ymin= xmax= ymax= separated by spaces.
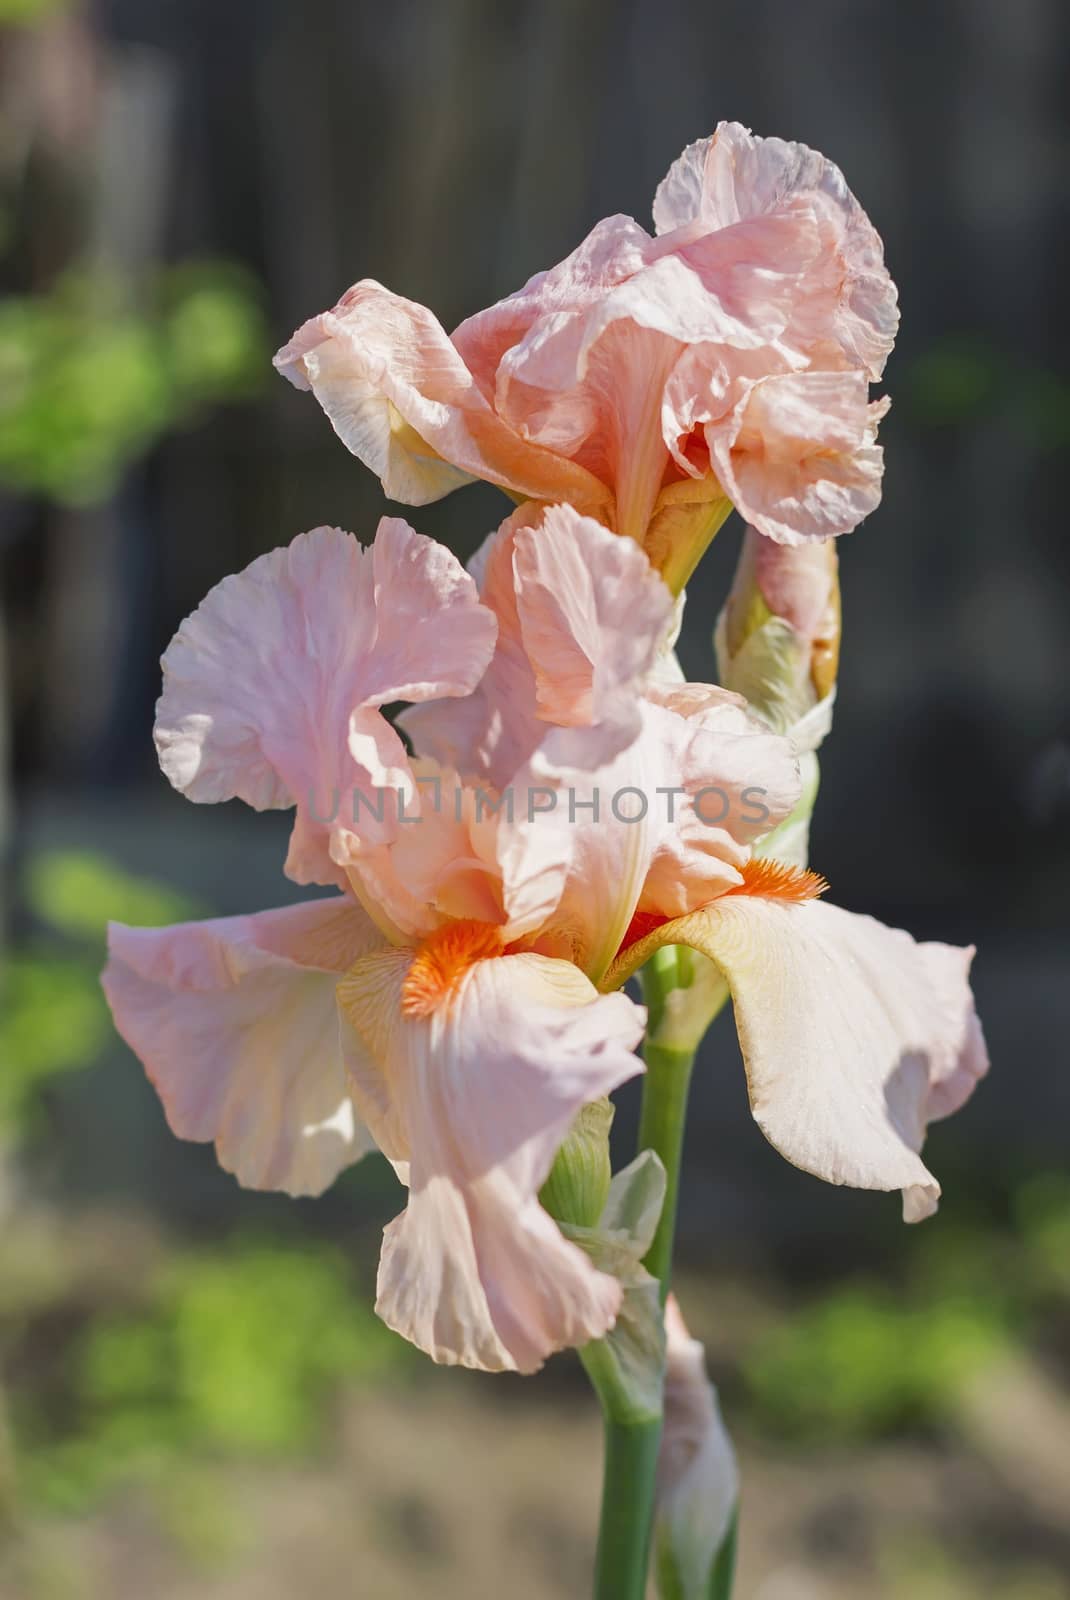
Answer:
xmin=104 ymin=505 xmax=984 ymax=1375
xmin=275 ymin=122 xmax=897 ymax=590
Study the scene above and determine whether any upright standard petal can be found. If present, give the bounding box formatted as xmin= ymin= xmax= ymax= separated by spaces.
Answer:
xmin=606 ymin=895 xmax=988 ymax=1219
xmin=653 ymin=120 xmax=898 ymax=380
xmin=102 ymin=896 xmax=387 ymax=1196
xmin=401 ymin=502 xmax=676 ymax=787
xmin=337 ymin=944 xmax=645 ymax=1371
xmin=277 ymin=128 xmax=895 ymax=563
xmin=154 ymin=520 xmax=496 ymax=885
xmin=512 ymin=503 xmax=674 ymax=732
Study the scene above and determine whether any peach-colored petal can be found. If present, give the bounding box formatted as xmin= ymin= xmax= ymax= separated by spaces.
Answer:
xmin=401 ymin=502 xmax=676 ymax=788
xmin=277 ymin=129 xmax=895 ymax=565
xmin=275 ymin=280 xmax=610 ymax=514
xmin=512 ymin=504 xmax=674 ymax=732
xmin=154 ymin=521 xmax=496 ymax=886
xmin=653 ymin=121 xmax=898 ymax=380
xmin=341 ymin=761 xmax=506 ymax=945
xmin=102 ymin=896 xmax=386 ymax=1196
xmin=707 ymin=372 xmax=887 ymax=544
xmin=493 ymin=695 xmax=800 ymax=980
xmin=452 ymin=214 xmax=653 ymax=386
xmin=337 ymin=949 xmax=645 ymax=1371
xmin=462 ymin=212 xmax=821 ymax=546
xmin=398 ymin=507 xmax=542 ymax=788
xmin=656 ymin=1294 xmax=739 ymax=1597
xmin=606 ymin=897 xmax=988 ymax=1219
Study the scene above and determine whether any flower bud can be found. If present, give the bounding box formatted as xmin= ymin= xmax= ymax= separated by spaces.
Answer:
xmin=715 ymin=527 xmax=840 ymax=736
xmin=655 ymin=1295 xmax=739 ymax=1599
xmin=539 ymin=1097 xmax=614 ymax=1229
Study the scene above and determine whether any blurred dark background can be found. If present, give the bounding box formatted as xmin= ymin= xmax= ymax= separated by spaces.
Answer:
xmin=0 ymin=2 xmax=1067 ymax=1597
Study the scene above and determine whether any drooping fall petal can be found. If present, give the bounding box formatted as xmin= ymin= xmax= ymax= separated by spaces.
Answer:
xmin=102 ymin=896 xmax=386 ymax=1196
xmin=153 ymin=520 xmax=496 ymax=886
xmin=337 ymin=946 xmax=645 ymax=1371
xmin=605 ymin=895 xmax=988 ymax=1219
xmin=274 ymin=279 xmax=610 ymax=514
xmin=707 ymin=372 xmax=888 ymax=545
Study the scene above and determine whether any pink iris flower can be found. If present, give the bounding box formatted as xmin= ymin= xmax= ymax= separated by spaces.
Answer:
xmin=103 ymin=507 xmax=984 ymax=1374
xmin=274 ymin=122 xmax=897 ymax=590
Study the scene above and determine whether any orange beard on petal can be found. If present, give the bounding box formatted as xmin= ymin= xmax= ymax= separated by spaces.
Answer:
xmin=726 ymin=856 xmax=829 ymax=903
xmin=613 ymin=858 xmax=828 ymax=963
xmin=401 ymin=920 xmax=505 ymax=1019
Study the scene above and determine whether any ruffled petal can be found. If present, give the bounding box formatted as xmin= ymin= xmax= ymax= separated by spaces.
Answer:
xmin=401 ymin=502 xmax=676 ymax=788
xmin=493 ymin=695 xmax=800 ymax=979
xmin=398 ymin=505 xmax=542 ymax=788
xmin=606 ymin=896 xmax=988 ymax=1218
xmin=337 ymin=949 xmax=645 ymax=1371
xmin=102 ymin=896 xmax=386 ymax=1196
xmin=707 ymin=372 xmax=887 ymax=544
xmin=275 ymin=280 xmax=609 ymax=514
xmin=653 ymin=121 xmax=898 ymax=380
xmin=342 ymin=760 xmax=506 ymax=945
xmin=452 ymin=214 xmax=653 ymax=384
xmin=154 ymin=520 xmax=495 ymax=885
xmin=513 ymin=503 xmax=674 ymax=731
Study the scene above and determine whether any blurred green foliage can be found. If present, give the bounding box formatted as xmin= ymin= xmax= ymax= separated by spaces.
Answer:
xmin=0 ymin=262 xmax=268 ymax=505
xmin=882 ymin=1535 xmax=1070 ymax=1600
xmin=1 ymin=848 xmax=199 ymax=1130
xmin=744 ymin=1288 xmax=1007 ymax=1440
xmin=0 ymin=0 xmax=68 ymax=25
xmin=25 ymin=847 xmax=198 ymax=940
xmin=744 ymin=1176 xmax=1070 ymax=1442
xmin=0 ymin=956 xmax=107 ymax=1127
xmin=18 ymin=1239 xmax=408 ymax=1516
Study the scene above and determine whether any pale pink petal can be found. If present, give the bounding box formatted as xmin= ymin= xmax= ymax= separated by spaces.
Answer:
xmin=401 ymin=503 xmax=676 ymax=788
xmin=707 ymin=372 xmax=887 ymax=544
xmin=493 ymin=696 xmax=800 ymax=980
xmin=512 ymin=504 xmax=674 ymax=731
xmin=102 ymin=896 xmax=386 ymax=1196
xmin=398 ymin=508 xmax=543 ymax=789
xmin=452 ymin=214 xmax=654 ymax=385
xmin=337 ymin=950 xmax=645 ymax=1371
xmin=275 ymin=280 xmax=609 ymax=514
xmin=154 ymin=521 xmax=496 ymax=886
xmin=461 ymin=211 xmax=793 ymax=546
xmin=608 ymin=898 xmax=988 ymax=1219
xmin=504 ymin=319 xmax=685 ymax=544
xmin=342 ymin=761 xmax=506 ymax=944
xmin=653 ymin=121 xmax=898 ymax=380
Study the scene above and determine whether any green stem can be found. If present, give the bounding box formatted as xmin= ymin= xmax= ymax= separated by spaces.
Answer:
xmin=588 ymin=1409 xmax=663 ymax=1600
xmin=637 ymin=1036 xmax=696 ymax=1304
xmin=587 ymin=948 xmax=724 ymax=1597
